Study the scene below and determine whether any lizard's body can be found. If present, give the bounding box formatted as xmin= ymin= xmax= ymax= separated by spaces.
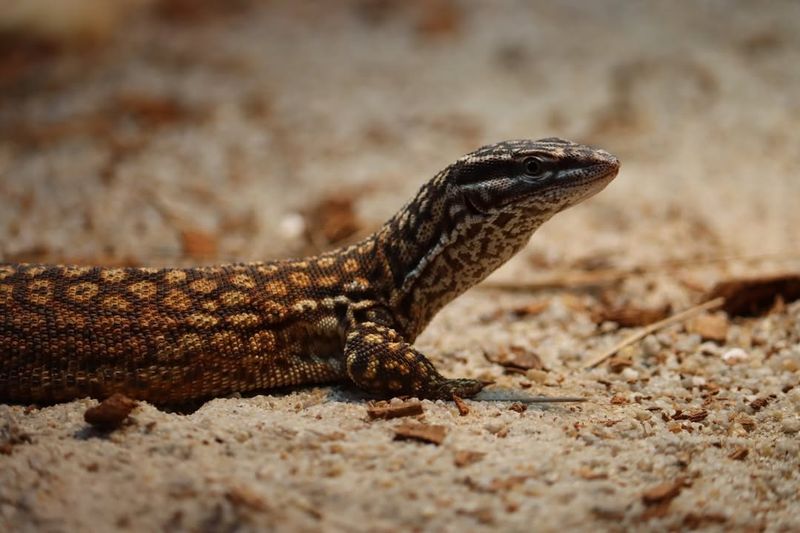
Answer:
xmin=0 ymin=139 xmax=619 ymax=404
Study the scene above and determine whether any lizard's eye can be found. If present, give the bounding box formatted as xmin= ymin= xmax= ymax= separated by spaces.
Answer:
xmin=523 ymin=157 xmax=543 ymax=175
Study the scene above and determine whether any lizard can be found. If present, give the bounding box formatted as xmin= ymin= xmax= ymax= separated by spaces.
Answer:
xmin=0 ymin=138 xmax=619 ymax=405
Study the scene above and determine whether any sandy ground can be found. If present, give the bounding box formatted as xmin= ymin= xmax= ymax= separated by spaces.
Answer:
xmin=1 ymin=1 xmax=800 ymax=531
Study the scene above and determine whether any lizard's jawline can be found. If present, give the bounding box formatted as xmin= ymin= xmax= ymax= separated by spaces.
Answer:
xmin=533 ymin=167 xmax=617 ymax=202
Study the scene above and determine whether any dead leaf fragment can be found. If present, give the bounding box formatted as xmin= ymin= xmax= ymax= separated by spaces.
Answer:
xmin=749 ymin=397 xmax=771 ymax=412
xmin=575 ymin=466 xmax=608 ymax=480
xmin=686 ymin=312 xmax=728 ymax=342
xmin=484 ymin=346 xmax=545 ymax=371
xmin=366 ymin=399 xmax=423 ymax=420
xmin=737 ymin=414 xmax=756 ymax=431
xmin=452 ymin=395 xmax=470 ymax=416
xmin=672 ymin=409 xmax=708 ymax=423
xmin=509 ymin=300 xmax=550 ymax=318
xmin=393 ymin=422 xmax=446 ymax=445
xmin=84 ymin=393 xmax=138 ymax=430
xmin=594 ymin=304 xmax=670 ymax=327
xmin=508 ymin=402 xmax=527 ymax=413
xmin=728 ymin=447 xmax=749 ymax=461
xmin=454 ymin=450 xmax=486 ymax=467
xmin=642 ymin=479 xmax=685 ymax=505
xmin=610 ymin=394 xmax=629 ymax=405
xmin=607 ymin=356 xmax=633 ymax=373
xmin=226 ymin=485 xmax=269 ymax=512
xmin=707 ymin=273 xmax=800 ymax=316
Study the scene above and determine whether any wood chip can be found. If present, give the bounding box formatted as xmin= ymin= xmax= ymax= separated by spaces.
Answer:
xmin=593 ymin=304 xmax=670 ymax=327
xmin=610 ymin=394 xmax=629 ymax=405
xmin=707 ymin=273 xmax=800 ymax=316
xmin=575 ymin=466 xmax=608 ymax=480
xmin=672 ymin=409 xmax=708 ymax=423
xmin=508 ymin=402 xmax=527 ymax=413
xmin=84 ymin=393 xmax=138 ymax=430
xmin=749 ymin=397 xmax=771 ymax=411
xmin=728 ymin=447 xmax=749 ymax=461
xmin=484 ymin=346 xmax=545 ymax=371
xmin=393 ymin=422 xmax=446 ymax=445
xmin=226 ymin=485 xmax=269 ymax=512
xmin=509 ymin=300 xmax=550 ymax=318
xmin=366 ymin=399 xmax=424 ymax=420
xmin=453 ymin=450 xmax=486 ymax=468
xmin=686 ymin=312 xmax=729 ymax=342
xmin=641 ymin=479 xmax=685 ymax=505
xmin=607 ymin=356 xmax=633 ymax=373
xmin=737 ymin=414 xmax=756 ymax=431
xmin=452 ymin=395 xmax=470 ymax=416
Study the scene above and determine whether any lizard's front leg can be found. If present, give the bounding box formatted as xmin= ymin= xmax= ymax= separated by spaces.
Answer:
xmin=343 ymin=321 xmax=484 ymax=400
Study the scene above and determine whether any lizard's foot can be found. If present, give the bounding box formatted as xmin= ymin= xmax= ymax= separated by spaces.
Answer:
xmin=427 ymin=378 xmax=486 ymax=400
xmin=344 ymin=321 xmax=484 ymax=399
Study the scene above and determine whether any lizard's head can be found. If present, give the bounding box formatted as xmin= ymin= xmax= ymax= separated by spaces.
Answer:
xmin=382 ymin=137 xmax=619 ymax=338
xmin=450 ymin=137 xmax=619 ymax=220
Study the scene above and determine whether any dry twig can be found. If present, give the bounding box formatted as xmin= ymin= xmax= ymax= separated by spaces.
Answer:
xmin=580 ymin=297 xmax=725 ymax=370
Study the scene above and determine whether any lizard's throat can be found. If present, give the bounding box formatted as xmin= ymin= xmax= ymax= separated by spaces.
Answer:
xmin=384 ymin=208 xmax=548 ymax=340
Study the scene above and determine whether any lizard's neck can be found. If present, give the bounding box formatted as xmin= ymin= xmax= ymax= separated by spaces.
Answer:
xmin=369 ymin=170 xmax=548 ymax=340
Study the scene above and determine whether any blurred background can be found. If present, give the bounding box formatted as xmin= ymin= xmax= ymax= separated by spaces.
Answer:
xmin=1 ymin=0 xmax=798 ymax=279
xmin=2 ymin=5 xmax=800 ymax=530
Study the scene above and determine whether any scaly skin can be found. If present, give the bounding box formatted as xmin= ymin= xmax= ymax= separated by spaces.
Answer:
xmin=0 ymin=138 xmax=619 ymax=404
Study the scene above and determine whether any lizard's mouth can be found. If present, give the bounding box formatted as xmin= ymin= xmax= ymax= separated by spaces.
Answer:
xmin=516 ymin=161 xmax=618 ymax=211
xmin=542 ymin=160 xmax=619 ymax=198
xmin=569 ymin=163 xmax=619 ymax=204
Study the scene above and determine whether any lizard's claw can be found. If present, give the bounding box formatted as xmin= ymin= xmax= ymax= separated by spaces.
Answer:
xmin=428 ymin=378 xmax=486 ymax=400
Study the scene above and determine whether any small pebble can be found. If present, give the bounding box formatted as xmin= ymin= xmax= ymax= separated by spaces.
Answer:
xmin=787 ymin=389 xmax=800 ymax=410
xmin=526 ymin=369 xmax=548 ymax=384
xmin=621 ymin=368 xmax=640 ymax=381
xmin=484 ymin=421 xmax=507 ymax=435
xmin=600 ymin=321 xmax=617 ymax=333
xmin=698 ymin=341 xmax=721 ymax=355
xmin=775 ymin=438 xmax=798 ymax=456
xmin=756 ymin=441 xmax=774 ymax=457
xmin=780 ymin=417 xmax=800 ymax=434
xmin=722 ymin=348 xmax=749 ymax=365
xmin=278 ymin=213 xmax=305 ymax=239
xmin=781 ymin=358 xmax=800 ymax=372
xmin=674 ymin=334 xmax=701 ymax=353
xmin=641 ymin=335 xmax=661 ymax=358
